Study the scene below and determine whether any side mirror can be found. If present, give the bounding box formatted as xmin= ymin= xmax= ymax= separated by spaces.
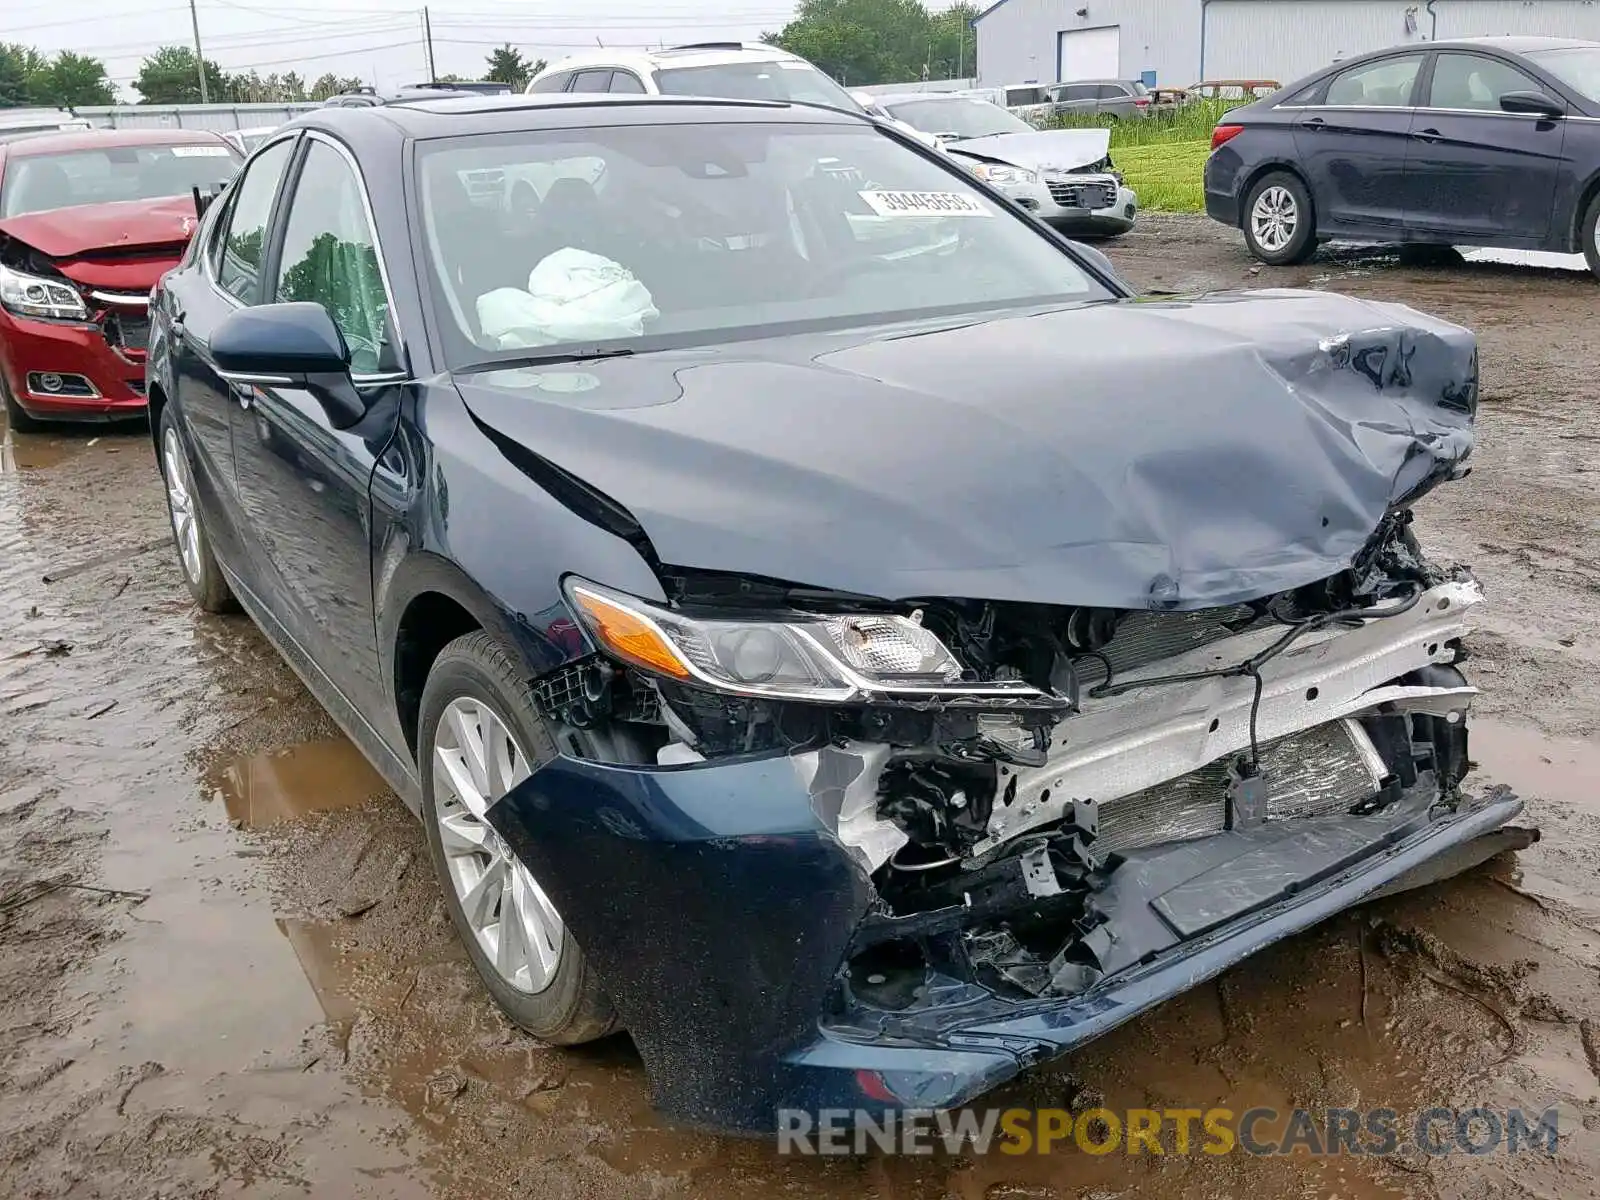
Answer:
xmin=212 ymin=302 xmax=367 ymax=429
xmin=1500 ymin=90 xmax=1564 ymax=118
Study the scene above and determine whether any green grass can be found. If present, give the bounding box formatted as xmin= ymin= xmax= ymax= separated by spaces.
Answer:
xmin=1041 ymin=98 xmax=1246 ymax=213
xmin=1113 ymin=140 xmax=1212 ymax=213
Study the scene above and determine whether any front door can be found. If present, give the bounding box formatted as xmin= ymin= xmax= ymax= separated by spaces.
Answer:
xmin=228 ymin=134 xmax=405 ymax=721
xmin=1292 ymin=52 xmax=1425 ymax=231
xmin=1404 ymin=51 xmax=1568 ymax=243
xmin=165 ymin=135 xmax=297 ymax=567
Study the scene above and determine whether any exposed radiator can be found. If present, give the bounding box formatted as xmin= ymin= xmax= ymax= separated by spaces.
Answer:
xmin=1072 ymin=605 xmax=1268 ymax=688
xmin=1095 ymin=719 xmax=1385 ymax=852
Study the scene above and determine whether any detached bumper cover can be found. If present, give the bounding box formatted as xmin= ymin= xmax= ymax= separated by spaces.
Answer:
xmin=488 ymin=751 xmax=1525 ymax=1132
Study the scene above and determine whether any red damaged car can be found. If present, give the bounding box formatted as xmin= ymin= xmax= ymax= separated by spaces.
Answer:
xmin=0 ymin=129 xmax=240 ymax=428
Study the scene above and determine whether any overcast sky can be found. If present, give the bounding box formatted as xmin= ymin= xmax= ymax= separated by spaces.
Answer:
xmin=11 ymin=0 xmax=849 ymax=100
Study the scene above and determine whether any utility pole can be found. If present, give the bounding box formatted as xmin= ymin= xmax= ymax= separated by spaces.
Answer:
xmin=422 ymin=6 xmax=436 ymax=81
xmin=189 ymin=0 xmax=210 ymax=103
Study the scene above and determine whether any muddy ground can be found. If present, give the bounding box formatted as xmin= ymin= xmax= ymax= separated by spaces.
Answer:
xmin=2 ymin=215 xmax=1598 ymax=1200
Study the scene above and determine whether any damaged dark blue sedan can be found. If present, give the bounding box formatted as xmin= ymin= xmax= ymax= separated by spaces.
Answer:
xmin=145 ymin=92 xmax=1533 ymax=1133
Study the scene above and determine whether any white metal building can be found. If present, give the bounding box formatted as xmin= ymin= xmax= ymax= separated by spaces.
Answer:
xmin=973 ymin=0 xmax=1600 ymax=88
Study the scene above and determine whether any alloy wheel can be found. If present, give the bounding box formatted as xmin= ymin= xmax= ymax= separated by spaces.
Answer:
xmin=162 ymin=427 xmax=202 ymax=583
xmin=1250 ymin=185 xmax=1298 ymax=253
xmin=432 ymin=696 xmax=564 ymax=994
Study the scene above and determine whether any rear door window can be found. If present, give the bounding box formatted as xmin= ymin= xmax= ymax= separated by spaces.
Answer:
xmin=570 ymin=70 xmax=614 ymax=93
xmin=213 ymin=138 xmax=294 ymax=303
xmin=609 ymin=71 xmax=647 ymax=94
xmin=1095 ymin=84 xmax=1128 ymax=100
xmin=1324 ymin=55 xmax=1424 ymax=107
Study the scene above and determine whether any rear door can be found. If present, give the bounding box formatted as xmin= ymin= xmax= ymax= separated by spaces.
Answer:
xmin=1292 ymin=52 xmax=1425 ymax=231
xmin=1095 ymin=82 xmax=1133 ymax=117
xmin=227 ymin=133 xmax=405 ymax=716
xmin=1404 ymin=50 xmax=1568 ymax=242
xmin=1054 ymin=83 xmax=1098 ymax=115
xmin=163 ymin=135 xmax=296 ymax=566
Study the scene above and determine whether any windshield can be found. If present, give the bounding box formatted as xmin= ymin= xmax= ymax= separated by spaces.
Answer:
xmin=0 ymin=142 xmax=239 ymax=218
xmin=654 ymin=60 xmax=864 ymax=111
xmin=418 ymin=120 xmax=1105 ymax=365
xmin=1527 ymin=46 xmax=1600 ymax=103
xmin=883 ymin=96 xmax=1033 ymax=140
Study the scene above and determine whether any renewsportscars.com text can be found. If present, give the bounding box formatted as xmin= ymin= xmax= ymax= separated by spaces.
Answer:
xmin=776 ymin=1106 xmax=1563 ymax=1157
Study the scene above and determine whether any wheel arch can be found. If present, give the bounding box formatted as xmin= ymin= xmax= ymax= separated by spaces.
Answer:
xmin=1237 ymin=160 xmax=1315 ymax=231
xmin=1570 ymin=168 xmax=1600 ymax=254
xmin=381 ymin=552 xmax=586 ymax=760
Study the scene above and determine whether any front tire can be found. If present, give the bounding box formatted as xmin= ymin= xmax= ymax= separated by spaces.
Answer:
xmin=418 ymin=632 xmax=618 ymax=1044
xmin=1242 ymin=170 xmax=1317 ymax=265
xmin=157 ymin=404 xmax=236 ymax=613
xmin=1 ymin=374 xmax=43 ymax=432
xmin=1581 ymin=192 xmax=1600 ymax=282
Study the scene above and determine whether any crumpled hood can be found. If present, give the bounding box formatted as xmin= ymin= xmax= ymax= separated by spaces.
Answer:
xmin=0 ymin=195 xmax=197 ymax=260
xmin=945 ymin=128 xmax=1111 ymax=172
xmin=456 ymin=289 xmax=1477 ymax=610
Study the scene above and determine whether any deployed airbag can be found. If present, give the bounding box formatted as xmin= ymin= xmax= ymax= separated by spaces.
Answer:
xmin=477 ymin=247 xmax=659 ymax=349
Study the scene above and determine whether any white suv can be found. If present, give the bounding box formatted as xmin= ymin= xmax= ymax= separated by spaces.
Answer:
xmin=525 ymin=43 xmax=867 ymax=110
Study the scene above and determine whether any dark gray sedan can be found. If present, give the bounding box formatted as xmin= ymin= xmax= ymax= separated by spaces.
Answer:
xmin=1204 ymin=37 xmax=1600 ymax=277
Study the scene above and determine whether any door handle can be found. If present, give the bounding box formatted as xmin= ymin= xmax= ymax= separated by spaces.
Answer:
xmin=1302 ymin=116 xmax=1326 ymax=130
xmin=1413 ymin=127 xmax=1443 ymax=142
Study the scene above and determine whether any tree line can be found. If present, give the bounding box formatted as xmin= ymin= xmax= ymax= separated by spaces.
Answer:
xmin=0 ymin=42 xmax=546 ymax=109
xmin=764 ymin=0 xmax=982 ymax=88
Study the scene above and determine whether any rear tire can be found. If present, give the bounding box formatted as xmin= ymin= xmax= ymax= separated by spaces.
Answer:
xmin=1 ymin=375 xmax=43 ymax=432
xmin=1242 ymin=170 xmax=1317 ymax=266
xmin=156 ymin=404 xmax=236 ymax=614
xmin=1581 ymin=192 xmax=1600 ymax=282
xmin=418 ymin=632 xmax=619 ymax=1045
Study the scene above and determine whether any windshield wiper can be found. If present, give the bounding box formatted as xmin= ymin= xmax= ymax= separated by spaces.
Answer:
xmin=459 ymin=346 xmax=636 ymax=373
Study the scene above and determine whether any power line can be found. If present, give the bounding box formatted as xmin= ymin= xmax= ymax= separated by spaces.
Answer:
xmin=6 ymin=5 xmax=190 ymax=35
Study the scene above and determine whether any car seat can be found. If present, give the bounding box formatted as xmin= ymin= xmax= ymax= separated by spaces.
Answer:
xmin=535 ymin=176 xmax=615 ymax=259
xmin=428 ymin=170 xmax=518 ymax=331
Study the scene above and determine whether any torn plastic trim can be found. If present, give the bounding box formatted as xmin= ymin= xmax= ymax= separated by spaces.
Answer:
xmin=820 ymin=789 xmax=1524 ymax=1092
xmin=974 ymin=578 xmax=1481 ymax=854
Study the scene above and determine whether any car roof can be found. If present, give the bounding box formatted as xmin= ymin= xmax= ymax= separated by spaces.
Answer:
xmin=289 ymin=92 xmax=866 ymax=144
xmin=1436 ymin=35 xmax=1595 ymax=52
xmin=536 ymin=43 xmax=809 ymax=75
xmin=877 ymin=92 xmax=988 ymax=104
xmin=3 ymin=127 xmax=234 ymax=157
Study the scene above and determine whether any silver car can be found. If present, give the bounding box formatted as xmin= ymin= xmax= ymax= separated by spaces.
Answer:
xmin=879 ymin=93 xmax=1138 ymax=236
xmin=1048 ymin=78 xmax=1152 ymax=120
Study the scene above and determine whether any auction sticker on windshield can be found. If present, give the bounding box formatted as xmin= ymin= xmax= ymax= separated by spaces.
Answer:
xmin=859 ymin=190 xmax=992 ymax=217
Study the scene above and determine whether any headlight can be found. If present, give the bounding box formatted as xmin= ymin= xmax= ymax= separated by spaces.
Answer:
xmin=970 ymin=163 xmax=1037 ymax=186
xmin=0 ymin=263 xmax=88 ymax=321
xmin=564 ymin=579 xmax=1052 ymax=705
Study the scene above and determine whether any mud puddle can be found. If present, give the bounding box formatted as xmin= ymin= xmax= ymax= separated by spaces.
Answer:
xmin=5 ymin=225 xmax=1600 ymax=1200
xmin=210 ymin=738 xmax=390 ymax=829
